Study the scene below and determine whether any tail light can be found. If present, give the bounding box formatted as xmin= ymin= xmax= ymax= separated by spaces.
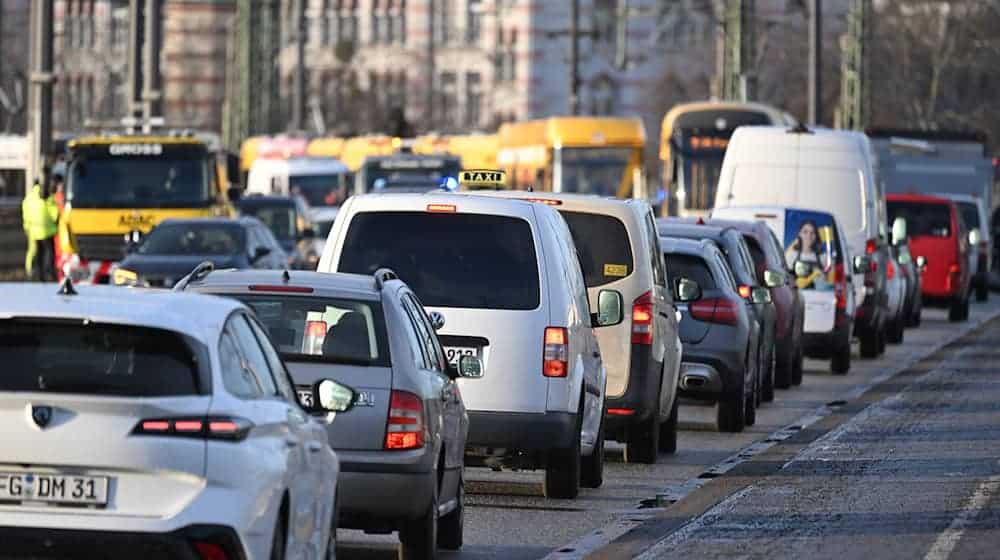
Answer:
xmin=133 ymin=417 xmax=253 ymax=441
xmin=886 ymin=260 xmax=895 ymax=280
xmin=193 ymin=542 xmax=228 ymax=560
xmin=865 ymin=238 xmax=877 ymax=255
xmin=607 ymin=408 xmax=635 ymax=416
xmin=543 ymin=327 xmax=569 ymax=377
xmin=689 ymin=297 xmax=740 ymax=326
xmin=631 ymin=291 xmax=654 ymax=345
xmin=737 ymin=285 xmax=752 ymax=299
xmin=834 ymin=263 xmax=848 ymax=310
xmin=385 ymin=390 xmax=425 ymax=450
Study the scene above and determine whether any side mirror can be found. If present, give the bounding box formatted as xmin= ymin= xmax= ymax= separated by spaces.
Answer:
xmin=458 ymin=355 xmax=484 ymax=379
xmin=591 ymin=289 xmax=624 ymax=327
xmin=226 ymin=186 xmax=242 ymax=203
xmin=429 ymin=311 xmax=446 ymax=331
xmin=312 ymin=379 xmax=356 ymax=412
xmin=853 ymin=255 xmax=871 ymax=274
xmin=674 ymin=277 xmax=702 ymax=302
xmin=916 ymin=255 xmax=928 ymax=271
xmin=763 ymin=269 xmax=786 ymax=288
xmin=969 ymin=228 xmax=982 ymax=247
xmin=793 ymin=260 xmax=814 ymax=278
xmin=751 ymin=286 xmax=772 ymax=304
xmin=891 ymin=216 xmax=908 ymax=246
xmin=251 ymin=246 xmax=272 ymax=263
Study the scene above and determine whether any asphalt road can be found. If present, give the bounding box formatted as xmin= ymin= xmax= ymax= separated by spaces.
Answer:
xmin=336 ymin=299 xmax=1000 ymax=559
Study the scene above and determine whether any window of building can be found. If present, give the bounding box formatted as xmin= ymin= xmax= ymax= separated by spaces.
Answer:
xmin=436 ymin=0 xmax=452 ymax=44
xmin=111 ymin=6 xmax=128 ymax=51
xmin=438 ymin=72 xmax=457 ymax=129
xmin=465 ymin=72 xmax=481 ymax=127
xmin=466 ymin=0 xmax=482 ymax=44
xmin=398 ymin=0 xmax=407 ymax=43
xmin=588 ymin=75 xmax=617 ymax=115
xmin=385 ymin=0 xmax=396 ymax=43
xmin=339 ymin=0 xmax=358 ymax=44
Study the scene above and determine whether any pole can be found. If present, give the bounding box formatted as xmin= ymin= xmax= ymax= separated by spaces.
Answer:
xmin=126 ymin=0 xmax=144 ymax=121
xmin=569 ymin=0 xmax=580 ymax=115
xmin=426 ymin=0 xmax=435 ymax=129
xmin=28 ymin=0 xmax=54 ymax=189
xmin=808 ymin=0 xmax=822 ymax=125
xmin=291 ymin=0 xmax=306 ymax=132
xmin=141 ymin=0 xmax=162 ymax=127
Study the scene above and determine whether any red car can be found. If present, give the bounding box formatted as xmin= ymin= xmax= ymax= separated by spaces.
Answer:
xmin=887 ymin=194 xmax=972 ymax=322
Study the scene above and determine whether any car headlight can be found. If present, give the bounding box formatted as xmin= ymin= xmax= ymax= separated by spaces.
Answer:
xmin=111 ymin=267 xmax=139 ymax=287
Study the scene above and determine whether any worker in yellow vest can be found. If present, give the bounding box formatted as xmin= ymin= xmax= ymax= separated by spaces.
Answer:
xmin=21 ymin=179 xmax=59 ymax=281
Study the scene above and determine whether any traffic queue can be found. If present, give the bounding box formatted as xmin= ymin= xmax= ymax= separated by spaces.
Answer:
xmin=3 ymin=116 xmax=993 ymax=560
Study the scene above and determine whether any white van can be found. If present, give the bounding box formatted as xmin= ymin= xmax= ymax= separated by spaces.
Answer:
xmin=318 ymin=193 xmax=618 ymax=499
xmin=246 ymin=156 xmax=351 ymax=208
xmin=713 ymin=125 xmax=890 ymax=358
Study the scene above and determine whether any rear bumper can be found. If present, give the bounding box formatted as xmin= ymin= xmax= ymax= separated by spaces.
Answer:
xmin=337 ymin=469 xmax=435 ymax=529
xmin=803 ymin=315 xmax=852 ymax=358
xmin=0 ymin=524 xmax=246 ymax=560
xmin=467 ymin=410 xmax=577 ymax=451
xmin=676 ymin=349 xmax=743 ymax=399
xmin=605 ymin=345 xmax=660 ymax=431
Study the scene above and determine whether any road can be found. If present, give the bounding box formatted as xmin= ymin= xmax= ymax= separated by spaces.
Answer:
xmin=337 ymin=300 xmax=1000 ymax=559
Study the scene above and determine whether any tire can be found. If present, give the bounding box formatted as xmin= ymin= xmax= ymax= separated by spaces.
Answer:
xmin=791 ymin=345 xmax=804 ymax=386
xmin=887 ymin=316 xmax=904 ymax=344
xmin=831 ymin=342 xmax=851 ymax=375
xmin=877 ymin=326 xmax=887 ymax=355
xmin=977 ymin=278 xmax=989 ymax=302
xmin=624 ymin=407 xmax=660 ymax=465
xmin=438 ymin=475 xmax=464 ymax=550
xmin=949 ymin=296 xmax=969 ymax=322
xmin=658 ymin=396 xmax=678 ymax=454
xmin=398 ymin=479 xmax=438 ymax=560
xmin=908 ymin=298 xmax=922 ymax=327
xmin=270 ymin=510 xmax=287 ymax=560
xmin=544 ymin=417 xmax=581 ymax=499
xmin=581 ymin=413 xmax=605 ymax=489
xmin=773 ymin=346 xmax=792 ymax=391
xmin=717 ymin=390 xmax=745 ymax=433
xmin=744 ymin=381 xmax=757 ymax=427
xmin=762 ymin=349 xmax=776 ymax=401
xmin=859 ymin=327 xmax=879 ymax=358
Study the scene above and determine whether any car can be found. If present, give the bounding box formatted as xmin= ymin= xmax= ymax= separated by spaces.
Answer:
xmin=940 ymin=193 xmax=990 ymax=302
xmin=707 ymin=212 xmax=806 ymax=393
xmin=188 ymin=268 xmax=484 ymax=559
xmin=713 ymin=125 xmax=890 ymax=359
xmin=471 ymin=191 xmax=683 ymax=462
xmin=893 ymin=233 xmax=924 ymax=328
xmin=660 ymin=237 xmax=760 ymax=433
xmin=111 ymin=217 xmax=288 ymax=288
xmin=236 ymin=194 xmax=320 ymax=270
xmin=887 ymin=193 xmax=974 ymax=322
xmin=883 ymin=239 xmax=908 ymax=344
xmin=318 ymin=193 xmax=617 ymax=499
xmin=310 ymin=206 xmax=341 ymax=263
xmin=658 ymin=218 xmax=771 ymax=427
xmin=0 ymin=280 xmax=354 ymax=560
xmin=247 ymin=156 xmax=351 ymax=208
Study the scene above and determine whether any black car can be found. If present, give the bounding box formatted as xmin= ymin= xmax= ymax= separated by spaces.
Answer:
xmin=112 ymin=217 xmax=288 ymax=288
xmin=661 ymin=237 xmax=761 ymax=433
xmin=237 ymin=195 xmax=319 ymax=269
xmin=659 ymin=218 xmax=776 ymax=427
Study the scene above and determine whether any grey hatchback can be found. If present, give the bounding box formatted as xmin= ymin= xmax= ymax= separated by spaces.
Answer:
xmin=188 ymin=268 xmax=483 ymax=560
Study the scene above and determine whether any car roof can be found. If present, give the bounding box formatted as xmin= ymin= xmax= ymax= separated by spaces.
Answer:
xmin=467 ymin=190 xmax=647 ymax=219
xmin=886 ymin=193 xmax=955 ymax=206
xmin=343 ymin=192 xmax=542 ymax=220
xmin=0 ymin=283 xmax=241 ymax=343
xmin=705 ymin=217 xmax=767 ymax=236
xmin=238 ymin=195 xmax=297 ymax=207
xmin=933 ymin=192 xmax=983 ymax=206
xmin=657 ymin=218 xmax=733 ymax=240
xmin=659 ymin=236 xmax=717 ymax=256
xmin=189 ymin=269 xmax=384 ymax=301
xmin=159 ymin=216 xmax=260 ymax=227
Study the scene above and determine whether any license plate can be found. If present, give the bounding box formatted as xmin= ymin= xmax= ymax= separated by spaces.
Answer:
xmin=444 ymin=346 xmax=477 ymax=366
xmin=297 ymin=387 xmax=314 ymax=408
xmin=0 ymin=473 xmax=108 ymax=505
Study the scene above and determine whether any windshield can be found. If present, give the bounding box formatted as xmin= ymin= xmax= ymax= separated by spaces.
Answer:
xmin=240 ymin=205 xmax=296 ymax=241
xmin=235 ymin=296 xmax=389 ymax=366
xmin=559 ymin=147 xmax=632 ymax=196
xmin=138 ymin=223 xmax=245 ymax=255
xmin=0 ymin=320 xmax=201 ymax=396
xmin=361 ymin=158 xmax=461 ymax=193
xmin=673 ymin=131 xmax=730 ymax=211
xmin=338 ymin=212 xmax=541 ymax=310
xmin=68 ymin=156 xmax=211 ymax=209
xmin=560 ymin=211 xmax=634 ymax=287
xmin=665 ymin=253 xmax=717 ymax=290
xmin=289 ymin=174 xmax=347 ymax=207
xmin=887 ymin=201 xmax=952 ymax=238
xmin=957 ymin=202 xmax=981 ymax=230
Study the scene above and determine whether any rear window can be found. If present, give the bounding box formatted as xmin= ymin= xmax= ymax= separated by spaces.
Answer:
xmin=236 ymin=296 xmax=390 ymax=366
xmin=664 ymin=253 xmax=717 ymax=290
xmin=957 ymin=202 xmax=981 ymax=230
xmin=0 ymin=320 xmax=201 ymax=396
xmin=887 ymin=201 xmax=951 ymax=238
xmin=338 ymin=211 xmax=541 ymax=310
xmin=559 ymin=211 xmax=634 ymax=287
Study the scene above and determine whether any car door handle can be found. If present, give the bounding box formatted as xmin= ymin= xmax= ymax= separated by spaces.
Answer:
xmin=306 ymin=441 xmax=323 ymax=453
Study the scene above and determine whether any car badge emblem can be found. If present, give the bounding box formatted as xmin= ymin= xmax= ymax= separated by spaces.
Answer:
xmin=31 ymin=405 xmax=53 ymax=429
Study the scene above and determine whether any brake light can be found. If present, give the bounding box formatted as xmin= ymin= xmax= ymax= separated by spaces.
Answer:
xmin=543 ymin=327 xmax=569 ymax=377
xmin=948 ymin=263 xmax=961 ymax=274
xmin=866 ymin=238 xmax=877 ymax=255
xmin=689 ymin=297 xmax=740 ymax=326
xmin=194 ymin=542 xmax=228 ymax=560
xmin=133 ymin=417 xmax=253 ymax=441
xmin=385 ymin=390 xmax=425 ymax=450
xmin=426 ymin=204 xmax=457 ymax=213
xmin=834 ymin=263 xmax=848 ymax=310
xmin=738 ymin=285 xmax=752 ymax=299
xmin=886 ymin=260 xmax=895 ymax=280
xmin=607 ymin=408 xmax=635 ymax=416
xmin=631 ymin=291 xmax=654 ymax=345
xmin=248 ymin=285 xmax=314 ymax=293
xmin=524 ymin=198 xmax=562 ymax=206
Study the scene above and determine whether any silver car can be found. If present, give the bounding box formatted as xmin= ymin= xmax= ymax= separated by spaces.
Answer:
xmin=188 ymin=268 xmax=483 ymax=559
xmin=0 ymin=281 xmax=353 ymax=560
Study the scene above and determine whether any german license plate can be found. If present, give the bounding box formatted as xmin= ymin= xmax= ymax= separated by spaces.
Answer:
xmin=297 ymin=387 xmax=314 ymax=408
xmin=444 ymin=346 xmax=477 ymax=366
xmin=0 ymin=473 xmax=108 ymax=505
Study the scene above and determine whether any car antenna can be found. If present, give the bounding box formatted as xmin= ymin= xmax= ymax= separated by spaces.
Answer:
xmin=282 ymin=269 xmax=291 ymax=283
xmin=57 ymin=276 xmax=77 ymax=296
xmin=173 ymin=261 xmax=215 ymax=292
xmin=787 ymin=122 xmax=813 ymax=135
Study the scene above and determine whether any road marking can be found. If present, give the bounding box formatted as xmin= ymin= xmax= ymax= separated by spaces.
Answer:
xmin=923 ymin=471 xmax=1000 ymax=560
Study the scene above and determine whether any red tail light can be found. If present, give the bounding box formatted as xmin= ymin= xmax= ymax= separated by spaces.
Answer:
xmin=834 ymin=263 xmax=848 ymax=310
xmin=607 ymin=408 xmax=635 ymax=416
xmin=194 ymin=542 xmax=229 ymax=560
xmin=689 ymin=297 xmax=740 ymax=326
xmin=133 ymin=417 xmax=253 ymax=441
xmin=385 ymin=390 xmax=425 ymax=450
xmin=865 ymin=238 xmax=877 ymax=255
xmin=543 ymin=327 xmax=569 ymax=377
xmin=631 ymin=291 xmax=654 ymax=345
xmin=737 ymin=285 xmax=752 ymax=299
xmin=886 ymin=260 xmax=895 ymax=280
xmin=949 ymin=263 xmax=961 ymax=274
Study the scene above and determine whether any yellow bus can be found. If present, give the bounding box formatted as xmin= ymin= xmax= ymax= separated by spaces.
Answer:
xmin=60 ymin=134 xmax=232 ymax=284
xmin=413 ymin=133 xmax=499 ymax=172
xmin=660 ymin=101 xmax=795 ymax=217
xmin=497 ymin=117 xmax=647 ymax=199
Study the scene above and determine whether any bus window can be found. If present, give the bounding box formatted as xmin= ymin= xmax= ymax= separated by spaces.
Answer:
xmin=558 ymin=147 xmax=632 ymax=196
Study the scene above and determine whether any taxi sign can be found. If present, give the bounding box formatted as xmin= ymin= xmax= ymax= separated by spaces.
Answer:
xmin=458 ymin=169 xmax=506 ymax=188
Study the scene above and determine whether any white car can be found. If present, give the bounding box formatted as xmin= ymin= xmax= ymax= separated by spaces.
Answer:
xmin=319 ymin=193 xmax=618 ymax=499
xmin=0 ymin=281 xmax=353 ymax=560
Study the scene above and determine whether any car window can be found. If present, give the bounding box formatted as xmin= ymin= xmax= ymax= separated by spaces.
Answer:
xmin=245 ymin=315 xmax=297 ymax=402
xmin=405 ymin=294 xmax=447 ymax=372
xmin=665 ymin=253 xmax=717 ymax=290
xmin=646 ymin=214 xmax=668 ymax=288
xmin=958 ymin=202 xmax=981 ymax=231
xmin=138 ymin=223 xmax=244 ymax=256
xmin=549 ymin=212 xmax=592 ymax=322
xmin=219 ymin=326 xmax=262 ymax=399
xmin=229 ymin=314 xmax=278 ymax=396
xmin=743 ymin=235 xmax=767 ymax=282
xmin=399 ymin=299 xmax=434 ymax=370
xmin=339 ymin=211 xmax=541 ymax=310
xmin=767 ymin=229 xmax=790 ymax=270
xmin=559 ymin=210 xmax=634 ymax=287
xmin=715 ymin=250 xmax=739 ymax=291
xmin=734 ymin=237 xmax=759 ymax=285
xmin=887 ymin=201 xmax=952 ymax=238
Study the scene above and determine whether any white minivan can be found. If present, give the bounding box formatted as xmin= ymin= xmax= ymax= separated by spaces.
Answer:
xmin=318 ymin=193 xmax=617 ymax=499
xmin=246 ymin=156 xmax=351 ymax=209
xmin=713 ymin=125 xmax=890 ymax=358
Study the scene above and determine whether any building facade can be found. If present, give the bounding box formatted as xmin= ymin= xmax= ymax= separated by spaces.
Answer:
xmin=0 ymin=0 xmax=31 ymax=134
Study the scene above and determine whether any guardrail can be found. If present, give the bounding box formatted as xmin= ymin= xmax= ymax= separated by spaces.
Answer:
xmin=0 ymin=202 xmax=26 ymax=280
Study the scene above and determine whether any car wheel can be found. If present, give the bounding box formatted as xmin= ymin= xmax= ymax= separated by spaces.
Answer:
xmin=744 ymin=379 xmax=757 ymax=427
xmin=581 ymin=412 xmax=605 ymax=488
xmin=398 ymin=478 xmax=438 ymax=559
xmin=791 ymin=345 xmax=804 ymax=386
xmin=658 ymin=396 xmax=678 ymax=454
xmin=438 ymin=475 xmax=464 ymax=550
xmin=949 ymin=296 xmax=968 ymax=322
xmin=718 ymin=358 xmax=747 ymax=433
xmin=859 ymin=327 xmax=879 ymax=358
xmin=887 ymin=316 xmax=904 ymax=344
xmin=625 ymin=405 xmax=661 ymax=465
xmin=977 ymin=278 xmax=989 ymax=302
xmin=270 ymin=510 xmax=287 ymax=560
xmin=877 ymin=325 xmax=887 ymax=354
xmin=831 ymin=341 xmax=851 ymax=375
xmin=544 ymin=413 xmax=582 ymax=499
xmin=764 ymin=349 xmax=779 ymax=399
